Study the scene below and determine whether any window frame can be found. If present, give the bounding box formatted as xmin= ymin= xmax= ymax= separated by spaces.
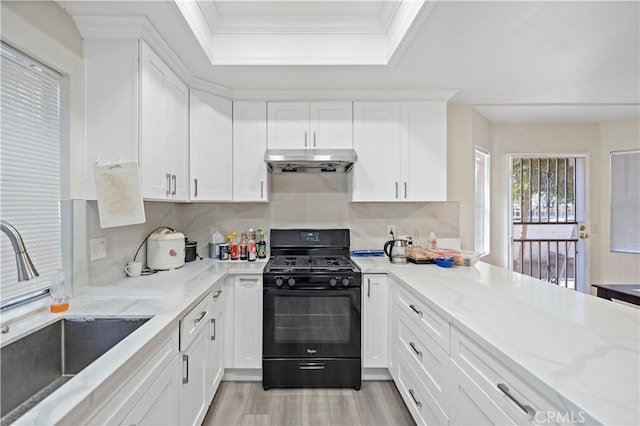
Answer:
xmin=474 ymin=146 xmax=491 ymax=255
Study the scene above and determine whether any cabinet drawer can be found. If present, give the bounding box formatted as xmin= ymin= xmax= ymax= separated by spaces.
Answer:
xmin=451 ymin=327 xmax=567 ymax=425
xmin=396 ymin=286 xmax=449 ymax=354
xmin=180 ymin=295 xmax=211 ymax=351
xmin=396 ymin=348 xmax=449 ymax=425
xmin=398 ymin=310 xmax=449 ymax=412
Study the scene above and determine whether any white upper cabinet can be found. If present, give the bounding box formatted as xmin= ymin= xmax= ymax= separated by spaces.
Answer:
xmin=233 ymin=101 xmax=269 ymax=202
xmin=268 ymin=101 xmax=353 ymax=149
xmin=84 ymin=40 xmax=188 ymax=201
xmin=139 ymin=42 xmax=189 ymax=201
xmin=400 ymin=102 xmax=447 ymax=202
xmin=352 ymin=102 xmax=402 ymax=202
xmin=189 ymin=90 xmax=233 ymax=201
xmin=351 ymin=101 xmax=447 ymax=202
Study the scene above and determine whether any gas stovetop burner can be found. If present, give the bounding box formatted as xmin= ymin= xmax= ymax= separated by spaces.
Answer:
xmin=267 ymin=255 xmax=357 ymax=273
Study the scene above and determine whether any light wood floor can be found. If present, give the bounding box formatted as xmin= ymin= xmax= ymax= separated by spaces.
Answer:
xmin=202 ymin=381 xmax=416 ymax=426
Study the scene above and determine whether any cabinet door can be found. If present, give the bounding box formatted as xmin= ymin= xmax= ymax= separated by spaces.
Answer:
xmin=84 ymin=40 xmax=139 ymax=200
xmin=363 ymin=274 xmax=389 ymax=368
xmin=309 ymin=101 xmax=353 ymax=149
xmin=140 ymin=43 xmax=169 ymax=200
xmin=233 ymin=101 xmax=269 ymax=202
xmin=180 ymin=327 xmax=209 ymax=426
xmin=450 ymin=362 xmax=515 ymax=426
xmin=400 ymin=102 xmax=447 ymax=201
xmin=352 ymin=102 xmax=402 ymax=202
xmin=207 ymin=284 xmax=225 ymax=401
xmin=120 ymin=354 xmax=181 ymax=426
xmin=233 ymin=275 xmax=263 ymax=368
xmin=165 ymin=74 xmax=189 ymax=200
xmin=267 ymin=102 xmax=310 ymax=149
xmin=207 ymin=309 xmax=224 ymax=402
xmin=190 ymin=91 xmax=233 ymax=201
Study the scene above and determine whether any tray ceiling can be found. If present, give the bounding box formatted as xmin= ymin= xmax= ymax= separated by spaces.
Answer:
xmin=174 ymin=0 xmax=431 ymax=65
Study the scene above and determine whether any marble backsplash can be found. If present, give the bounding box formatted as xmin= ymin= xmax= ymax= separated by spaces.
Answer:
xmin=83 ymin=174 xmax=459 ymax=287
xmin=180 ymin=174 xmax=460 ymax=257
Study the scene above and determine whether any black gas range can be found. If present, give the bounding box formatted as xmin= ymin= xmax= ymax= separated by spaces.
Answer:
xmin=262 ymin=229 xmax=362 ymax=390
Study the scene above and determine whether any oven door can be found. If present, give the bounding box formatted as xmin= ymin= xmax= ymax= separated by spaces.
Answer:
xmin=263 ymin=287 xmax=361 ymax=359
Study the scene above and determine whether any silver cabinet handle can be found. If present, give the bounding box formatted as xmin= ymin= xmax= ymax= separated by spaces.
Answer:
xmin=171 ymin=174 xmax=177 ymax=196
xmin=304 ymin=130 xmax=308 ymax=147
xmin=404 ymin=182 xmax=407 ymax=199
xmin=497 ymin=383 xmax=536 ymax=419
xmin=313 ymin=130 xmax=317 ymax=147
xmin=409 ymin=304 xmax=423 ymax=317
xmin=260 ymin=181 xmax=264 ymax=199
xmin=367 ymin=278 xmax=371 ymax=297
xmin=395 ymin=182 xmax=399 ymax=199
xmin=194 ymin=310 xmax=207 ymax=326
xmin=409 ymin=341 xmax=423 ymax=358
xmin=408 ymin=389 xmax=422 ymax=409
xmin=210 ymin=318 xmax=216 ymax=341
xmin=213 ymin=289 xmax=222 ymax=300
xmin=194 ymin=178 xmax=198 ymax=197
xmin=182 ymin=354 xmax=189 ymax=384
xmin=165 ymin=173 xmax=171 ymax=196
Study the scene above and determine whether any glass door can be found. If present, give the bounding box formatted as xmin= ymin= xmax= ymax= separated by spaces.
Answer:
xmin=509 ymin=156 xmax=589 ymax=292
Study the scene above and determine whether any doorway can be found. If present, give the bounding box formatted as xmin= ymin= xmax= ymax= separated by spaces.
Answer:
xmin=509 ymin=155 xmax=589 ymax=292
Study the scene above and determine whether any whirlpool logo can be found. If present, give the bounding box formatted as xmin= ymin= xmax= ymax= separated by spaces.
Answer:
xmin=307 ymin=348 xmax=317 ymax=355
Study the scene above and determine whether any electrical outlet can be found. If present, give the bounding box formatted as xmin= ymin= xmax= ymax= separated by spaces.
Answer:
xmin=387 ymin=225 xmax=396 ymax=236
xmin=90 ymin=237 xmax=107 ymax=261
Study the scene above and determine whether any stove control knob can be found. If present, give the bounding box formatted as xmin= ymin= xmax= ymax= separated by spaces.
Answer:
xmin=342 ymin=278 xmax=350 ymax=287
xmin=288 ymin=278 xmax=295 ymax=287
xmin=329 ymin=278 xmax=337 ymax=287
xmin=275 ymin=278 xmax=283 ymax=287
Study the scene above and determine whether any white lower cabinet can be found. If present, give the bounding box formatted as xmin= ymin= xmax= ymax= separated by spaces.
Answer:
xmin=449 ymin=360 xmax=514 ymax=425
xmin=233 ymin=275 xmax=263 ymax=368
xmin=207 ymin=281 xmax=225 ymax=401
xmin=390 ymin=276 xmax=450 ymax=425
xmin=120 ymin=354 xmax=181 ymax=426
xmin=179 ymin=295 xmax=212 ymax=426
xmin=363 ymin=274 xmax=389 ymax=368
xmin=223 ymin=275 xmax=263 ymax=370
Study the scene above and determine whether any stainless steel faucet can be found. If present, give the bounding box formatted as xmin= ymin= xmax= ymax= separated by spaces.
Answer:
xmin=1 ymin=220 xmax=39 ymax=281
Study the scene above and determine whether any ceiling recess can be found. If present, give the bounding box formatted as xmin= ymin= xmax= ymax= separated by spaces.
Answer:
xmin=173 ymin=0 xmax=433 ymax=65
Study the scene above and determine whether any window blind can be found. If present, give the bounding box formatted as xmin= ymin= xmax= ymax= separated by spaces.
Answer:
xmin=474 ymin=148 xmax=490 ymax=255
xmin=1 ymin=42 xmax=62 ymax=305
xmin=610 ymin=150 xmax=640 ymax=253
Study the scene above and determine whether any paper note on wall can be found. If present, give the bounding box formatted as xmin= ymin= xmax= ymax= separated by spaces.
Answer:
xmin=94 ymin=162 xmax=146 ymax=228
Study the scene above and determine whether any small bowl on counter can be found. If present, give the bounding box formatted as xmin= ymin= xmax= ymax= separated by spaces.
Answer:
xmin=435 ymin=257 xmax=455 ymax=268
xmin=454 ymin=250 xmax=482 ymax=266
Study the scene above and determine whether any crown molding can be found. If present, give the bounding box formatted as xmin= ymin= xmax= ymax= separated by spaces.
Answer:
xmin=72 ymin=15 xmax=233 ymax=99
xmin=231 ymin=89 xmax=457 ymax=102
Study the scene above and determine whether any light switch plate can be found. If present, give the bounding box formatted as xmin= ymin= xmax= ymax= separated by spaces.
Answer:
xmin=90 ymin=237 xmax=107 ymax=261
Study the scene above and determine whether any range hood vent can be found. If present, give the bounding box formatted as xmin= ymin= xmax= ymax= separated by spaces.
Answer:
xmin=265 ymin=149 xmax=357 ymax=174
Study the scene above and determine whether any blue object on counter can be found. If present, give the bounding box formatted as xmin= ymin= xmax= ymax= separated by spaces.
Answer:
xmin=435 ymin=257 xmax=455 ymax=268
xmin=351 ymin=250 xmax=385 ymax=257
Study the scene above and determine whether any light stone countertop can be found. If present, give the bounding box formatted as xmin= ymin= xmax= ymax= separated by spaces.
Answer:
xmin=354 ymin=257 xmax=640 ymax=426
xmin=3 ymin=257 xmax=639 ymax=425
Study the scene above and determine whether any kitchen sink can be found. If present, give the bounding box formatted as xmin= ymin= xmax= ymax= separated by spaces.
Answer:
xmin=0 ymin=316 xmax=151 ymax=425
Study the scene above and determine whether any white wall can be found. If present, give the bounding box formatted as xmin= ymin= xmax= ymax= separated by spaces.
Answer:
xmin=596 ymin=117 xmax=640 ymax=285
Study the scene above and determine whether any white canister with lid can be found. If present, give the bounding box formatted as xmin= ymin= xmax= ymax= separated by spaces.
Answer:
xmin=147 ymin=228 xmax=185 ymax=270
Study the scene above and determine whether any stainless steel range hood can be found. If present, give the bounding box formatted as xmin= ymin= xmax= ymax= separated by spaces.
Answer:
xmin=265 ymin=149 xmax=357 ymax=173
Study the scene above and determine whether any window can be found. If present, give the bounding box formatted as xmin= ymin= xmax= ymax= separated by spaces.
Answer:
xmin=610 ymin=150 xmax=640 ymax=253
xmin=1 ymin=42 xmax=62 ymax=307
xmin=474 ymin=147 xmax=490 ymax=255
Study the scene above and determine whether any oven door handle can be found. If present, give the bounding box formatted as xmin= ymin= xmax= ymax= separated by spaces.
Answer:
xmin=264 ymin=289 xmax=359 ymax=297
